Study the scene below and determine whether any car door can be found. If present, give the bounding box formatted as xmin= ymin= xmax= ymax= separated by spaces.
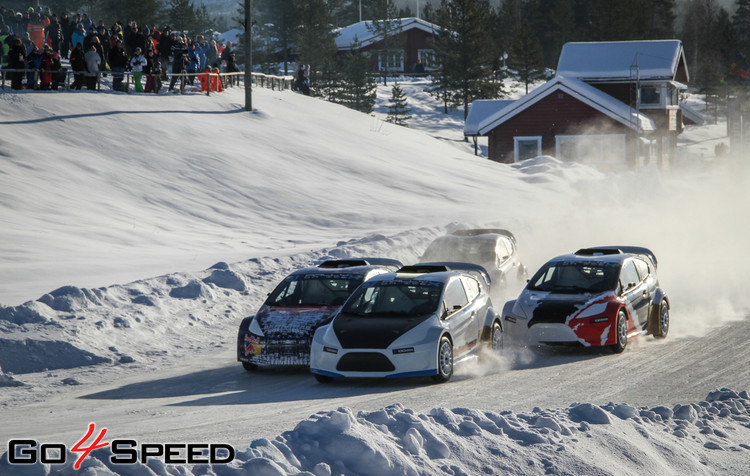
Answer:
xmin=441 ymin=278 xmax=475 ymax=355
xmin=620 ymin=259 xmax=649 ymax=327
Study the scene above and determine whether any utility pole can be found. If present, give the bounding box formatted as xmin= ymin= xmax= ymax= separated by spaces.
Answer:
xmin=244 ymin=0 xmax=253 ymax=111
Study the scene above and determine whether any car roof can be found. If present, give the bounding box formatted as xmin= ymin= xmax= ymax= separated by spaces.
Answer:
xmin=450 ymin=228 xmax=517 ymax=243
xmin=290 ymin=258 xmax=403 ymax=277
xmin=548 ymin=246 xmax=658 ymax=267
xmin=363 ymin=262 xmax=490 ymax=286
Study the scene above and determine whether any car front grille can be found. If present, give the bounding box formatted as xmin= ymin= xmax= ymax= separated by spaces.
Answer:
xmin=336 ymin=352 xmax=395 ymax=372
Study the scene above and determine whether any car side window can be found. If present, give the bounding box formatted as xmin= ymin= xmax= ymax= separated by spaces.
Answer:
xmin=497 ymin=239 xmax=511 ymax=262
xmin=633 ymin=258 xmax=650 ymax=281
xmin=619 ymin=260 xmax=641 ymax=290
xmin=443 ymin=279 xmax=469 ymax=313
xmin=460 ymin=276 xmax=480 ymax=302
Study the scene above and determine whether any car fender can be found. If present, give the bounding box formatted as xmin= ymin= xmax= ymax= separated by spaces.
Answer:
xmin=480 ymin=306 xmax=500 ymax=341
xmin=501 ymin=299 xmax=517 ymax=319
xmin=237 ymin=315 xmax=256 ymax=360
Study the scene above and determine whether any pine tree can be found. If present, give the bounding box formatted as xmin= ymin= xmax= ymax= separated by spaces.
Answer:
xmin=386 ymin=82 xmax=411 ymax=126
xmin=366 ymin=0 xmax=402 ymax=85
xmin=96 ymin=0 xmax=163 ymax=27
xmin=734 ymin=0 xmax=750 ymax=57
xmin=333 ymin=43 xmax=377 ymax=113
xmin=430 ymin=0 xmax=505 ymax=120
xmin=294 ymin=0 xmax=341 ymax=97
xmin=256 ymin=0 xmax=298 ymax=75
xmin=507 ymin=19 xmax=547 ymax=94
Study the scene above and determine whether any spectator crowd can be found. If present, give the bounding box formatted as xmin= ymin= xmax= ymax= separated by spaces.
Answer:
xmin=0 ymin=5 xmax=241 ymax=93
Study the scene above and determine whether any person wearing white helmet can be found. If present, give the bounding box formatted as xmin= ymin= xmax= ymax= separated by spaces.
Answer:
xmin=129 ymin=46 xmax=147 ymax=92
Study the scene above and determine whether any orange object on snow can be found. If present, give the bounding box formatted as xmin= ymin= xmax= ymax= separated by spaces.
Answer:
xmin=198 ymin=69 xmax=224 ymax=92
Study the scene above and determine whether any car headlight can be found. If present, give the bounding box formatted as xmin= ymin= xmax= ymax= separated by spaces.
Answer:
xmin=248 ymin=317 xmax=264 ymax=336
xmin=573 ymin=302 xmax=609 ymax=320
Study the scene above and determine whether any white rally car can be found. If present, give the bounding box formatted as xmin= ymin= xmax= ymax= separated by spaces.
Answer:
xmin=309 ymin=263 xmax=502 ymax=383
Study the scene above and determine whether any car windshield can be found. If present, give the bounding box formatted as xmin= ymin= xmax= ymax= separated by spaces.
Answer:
xmin=342 ymin=280 xmax=444 ymax=317
xmin=527 ymin=261 xmax=619 ymax=293
xmin=422 ymin=238 xmax=495 ymax=263
xmin=266 ymin=274 xmax=363 ymax=307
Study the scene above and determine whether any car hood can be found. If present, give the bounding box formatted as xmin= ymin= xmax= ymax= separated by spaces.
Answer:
xmin=333 ymin=313 xmax=433 ymax=349
xmin=256 ymin=305 xmax=340 ymax=338
xmin=516 ymin=291 xmax=614 ymax=327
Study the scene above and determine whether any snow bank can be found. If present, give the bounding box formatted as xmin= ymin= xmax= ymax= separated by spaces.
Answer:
xmin=3 ymin=389 xmax=748 ymax=475
xmin=0 ymin=228 xmax=440 ymax=385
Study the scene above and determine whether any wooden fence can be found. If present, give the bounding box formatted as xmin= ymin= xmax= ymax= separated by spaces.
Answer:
xmin=0 ymin=68 xmax=294 ymax=96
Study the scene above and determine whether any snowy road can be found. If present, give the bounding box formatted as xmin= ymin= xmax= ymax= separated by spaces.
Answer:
xmin=3 ymin=316 xmax=748 ymax=454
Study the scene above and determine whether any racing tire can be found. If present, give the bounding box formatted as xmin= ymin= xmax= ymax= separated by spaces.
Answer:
xmin=490 ymin=321 xmax=503 ymax=353
xmin=653 ymin=301 xmax=669 ymax=338
xmin=314 ymin=374 xmax=334 ymax=384
xmin=432 ymin=336 xmax=454 ymax=383
xmin=611 ymin=309 xmax=628 ymax=354
xmin=241 ymin=361 xmax=258 ymax=372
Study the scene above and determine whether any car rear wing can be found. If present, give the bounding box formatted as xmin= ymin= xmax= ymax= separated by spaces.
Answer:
xmin=575 ymin=246 xmax=658 ymax=268
xmin=317 ymin=258 xmax=403 ymax=270
xmin=451 ymin=228 xmax=517 ymax=243
xmin=403 ymin=261 xmax=492 ymax=287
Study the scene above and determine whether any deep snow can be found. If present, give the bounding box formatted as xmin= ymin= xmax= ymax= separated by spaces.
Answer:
xmin=1 ymin=77 xmax=749 ymax=475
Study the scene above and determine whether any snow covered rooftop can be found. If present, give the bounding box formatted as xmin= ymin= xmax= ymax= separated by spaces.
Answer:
xmin=475 ymin=75 xmax=657 ymax=136
xmin=557 ymin=40 xmax=688 ymax=82
xmin=335 ymin=17 xmax=440 ymax=50
xmin=464 ymin=99 xmax=515 ymax=136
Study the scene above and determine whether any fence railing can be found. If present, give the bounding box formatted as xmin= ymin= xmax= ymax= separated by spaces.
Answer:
xmin=0 ymin=68 xmax=294 ymax=96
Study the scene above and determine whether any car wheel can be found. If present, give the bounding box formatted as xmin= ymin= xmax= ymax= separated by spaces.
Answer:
xmin=432 ymin=336 xmax=454 ymax=383
xmin=241 ymin=361 xmax=258 ymax=372
xmin=490 ymin=321 xmax=503 ymax=353
xmin=654 ymin=301 xmax=669 ymax=338
xmin=611 ymin=309 xmax=628 ymax=354
xmin=314 ymin=374 xmax=333 ymax=384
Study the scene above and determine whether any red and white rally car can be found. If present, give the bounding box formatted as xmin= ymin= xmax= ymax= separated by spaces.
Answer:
xmin=501 ymin=246 xmax=669 ymax=352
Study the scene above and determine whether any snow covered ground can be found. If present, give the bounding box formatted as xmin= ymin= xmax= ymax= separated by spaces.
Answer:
xmin=1 ymin=78 xmax=749 ymax=475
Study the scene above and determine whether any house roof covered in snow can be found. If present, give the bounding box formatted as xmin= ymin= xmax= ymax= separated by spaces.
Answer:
xmin=556 ymin=40 xmax=688 ymax=82
xmin=464 ymin=100 xmax=515 ymax=136
xmin=335 ymin=17 xmax=440 ymax=50
xmin=473 ymin=75 xmax=657 ymax=136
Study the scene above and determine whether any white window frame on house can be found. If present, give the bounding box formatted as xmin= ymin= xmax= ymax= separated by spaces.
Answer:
xmin=377 ymin=49 xmax=405 ymax=72
xmin=638 ymin=83 xmax=665 ymax=109
xmin=514 ymin=136 xmax=542 ymax=162
xmin=555 ymin=134 xmax=627 ymax=164
xmin=417 ymin=49 xmax=439 ymax=70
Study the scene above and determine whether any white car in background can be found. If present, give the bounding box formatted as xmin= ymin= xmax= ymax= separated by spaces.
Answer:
xmin=421 ymin=229 xmax=528 ymax=296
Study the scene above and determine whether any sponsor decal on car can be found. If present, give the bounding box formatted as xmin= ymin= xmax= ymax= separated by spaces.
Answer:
xmin=244 ymin=334 xmax=262 ymax=356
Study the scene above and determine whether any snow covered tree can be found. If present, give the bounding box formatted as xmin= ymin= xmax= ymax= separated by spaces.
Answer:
xmin=430 ymin=0 xmax=505 ymax=120
xmin=506 ymin=19 xmax=547 ymax=94
xmin=386 ymin=82 xmax=411 ymax=126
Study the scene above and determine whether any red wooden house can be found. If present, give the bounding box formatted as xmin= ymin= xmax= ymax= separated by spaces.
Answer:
xmin=465 ymin=40 xmax=691 ymax=168
xmin=334 ymin=17 xmax=440 ymax=75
